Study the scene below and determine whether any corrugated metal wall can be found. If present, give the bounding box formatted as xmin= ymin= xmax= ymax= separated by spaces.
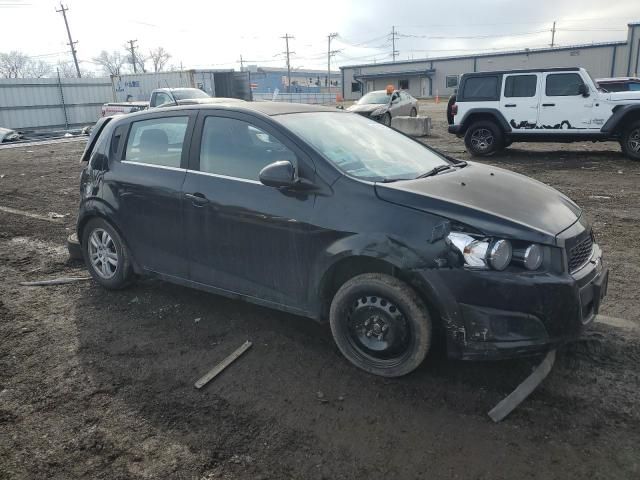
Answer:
xmin=111 ymin=71 xmax=195 ymax=101
xmin=0 ymin=77 xmax=112 ymax=130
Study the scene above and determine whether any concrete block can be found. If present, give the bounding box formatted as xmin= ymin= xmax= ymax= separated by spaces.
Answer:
xmin=391 ymin=116 xmax=431 ymax=137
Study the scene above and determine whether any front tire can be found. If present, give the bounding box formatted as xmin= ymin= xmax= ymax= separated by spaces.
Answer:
xmin=621 ymin=120 xmax=640 ymax=161
xmin=329 ymin=273 xmax=432 ymax=377
xmin=464 ymin=120 xmax=503 ymax=156
xmin=82 ymin=218 xmax=134 ymax=289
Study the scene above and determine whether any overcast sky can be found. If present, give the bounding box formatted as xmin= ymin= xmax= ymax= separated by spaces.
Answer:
xmin=1 ymin=0 xmax=640 ymax=74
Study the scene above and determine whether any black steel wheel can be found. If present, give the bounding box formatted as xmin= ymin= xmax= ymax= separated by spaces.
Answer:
xmin=330 ymin=273 xmax=432 ymax=377
xmin=621 ymin=120 xmax=640 ymax=161
xmin=82 ymin=218 xmax=134 ymax=290
xmin=464 ymin=120 xmax=503 ymax=156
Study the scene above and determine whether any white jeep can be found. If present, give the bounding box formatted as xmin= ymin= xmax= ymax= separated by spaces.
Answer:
xmin=447 ymin=67 xmax=640 ymax=160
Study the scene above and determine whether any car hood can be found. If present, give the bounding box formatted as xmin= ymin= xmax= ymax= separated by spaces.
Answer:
xmin=375 ymin=162 xmax=581 ymax=244
xmin=347 ymin=103 xmax=388 ymax=113
xmin=606 ymin=91 xmax=640 ymax=102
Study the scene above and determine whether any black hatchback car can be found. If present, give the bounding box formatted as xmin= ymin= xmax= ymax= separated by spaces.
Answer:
xmin=77 ymin=102 xmax=608 ymax=377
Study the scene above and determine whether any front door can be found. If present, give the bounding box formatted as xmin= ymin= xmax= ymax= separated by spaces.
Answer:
xmin=537 ymin=71 xmax=596 ymax=132
xmin=109 ymin=113 xmax=194 ymax=277
xmin=500 ymin=73 xmax=540 ymax=132
xmin=182 ymin=111 xmax=317 ymax=310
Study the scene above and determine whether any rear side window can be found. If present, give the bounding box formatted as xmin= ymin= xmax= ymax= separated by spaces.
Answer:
xmin=504 ymin=75 xmax=537 ymax=97
xmin=199 ymin=116 xmax=296 ymax=181
xmin=546 ymin=73 xmax=583 ymax=96
xmin=462 ymin=76 xmax=499 ymax=100
xmin=124 ymin=116 xmax=189 ymax=168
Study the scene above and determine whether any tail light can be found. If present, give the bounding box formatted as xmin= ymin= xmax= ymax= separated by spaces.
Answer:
xmin=451 ymin=104 xmax=458 ymax=116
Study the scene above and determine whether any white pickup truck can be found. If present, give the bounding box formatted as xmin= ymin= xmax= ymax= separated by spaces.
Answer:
xmin=100 ymin=88 xmax=243 ymax=117
xmin=448 ymin=67 xmax=640 ymax=160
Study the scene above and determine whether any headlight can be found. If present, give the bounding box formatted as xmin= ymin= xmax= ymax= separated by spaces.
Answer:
xmin=448 ymin=233 xmax=512 ymax=271
xmin=487 ymin=239 xmax=512 ymax=271
xmin=513 ymin=244 xmax=544 ymax=271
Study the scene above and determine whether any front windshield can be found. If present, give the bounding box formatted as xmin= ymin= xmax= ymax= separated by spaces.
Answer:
xmin=357 ymin=92 xmax=391 ymax=105
xmin=276 ymin=112 xmax=449 ymax=181
xmin=172 ymin=89 xmax=210 ymax=100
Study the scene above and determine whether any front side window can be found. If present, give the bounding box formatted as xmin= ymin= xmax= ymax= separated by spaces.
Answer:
xmin=124 ymin=116 xmax=189 ymax=168
xmin=462 ymin=76 xmax=499 ymax=100
xmin=546 ymin=73 xmax=584 ymax=96
xmin=504 ymin=75 xmax=537 ymax=97
xmin=199 ymin=116 xmax=296 ymax=181
xmin=629 ymin=83 xmax=640 ymax=91
xmin=277 ymin=112 xmax=448 ymax=182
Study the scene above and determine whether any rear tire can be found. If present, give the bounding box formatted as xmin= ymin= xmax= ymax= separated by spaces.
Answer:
xmin=464 ymin=120 xmax=503 ymax=156
xmin=329 ymin=273 xmax=432 ymax=377
xmin=82 ymin=218 xmax=134 ymax=290
xmin=621 ymin=120 xmax=640 ymax=161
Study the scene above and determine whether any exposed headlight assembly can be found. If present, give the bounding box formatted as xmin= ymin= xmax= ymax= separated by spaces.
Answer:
xmin=448 ymin=233 xmax=512 ymax=271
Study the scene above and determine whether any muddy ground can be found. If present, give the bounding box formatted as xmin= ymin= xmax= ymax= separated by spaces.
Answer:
xmin=1 ymin=104 xmax=639 ymax=479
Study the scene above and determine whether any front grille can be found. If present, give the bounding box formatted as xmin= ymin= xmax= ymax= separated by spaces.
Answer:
xmin=568 ymin=233 xmax=594 ymax=273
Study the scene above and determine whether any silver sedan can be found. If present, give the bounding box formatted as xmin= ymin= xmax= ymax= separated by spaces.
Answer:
xmin=347 ymin=90 xmax=419 ymax=126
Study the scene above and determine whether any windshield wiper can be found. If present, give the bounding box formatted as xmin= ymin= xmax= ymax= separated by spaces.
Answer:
xmin=414 ymin=164 xmax=454 ymax=179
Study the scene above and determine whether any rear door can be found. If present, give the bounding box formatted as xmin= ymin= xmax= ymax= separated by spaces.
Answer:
xmin=500 ymin=73 xmax=540 ymax=131
xmin=182 ymin=111 xmax=317 ymax=309
xmin=106 ymin=111 xmax=195 ymax=277
xmin=537 ymin=72 xmax=597 ymax=132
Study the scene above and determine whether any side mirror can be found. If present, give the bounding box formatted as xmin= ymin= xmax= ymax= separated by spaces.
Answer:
xmin=578 ymin=84 xmax=590 ymax=97
xmin=259 ymin=160 xmax=297 ymax=188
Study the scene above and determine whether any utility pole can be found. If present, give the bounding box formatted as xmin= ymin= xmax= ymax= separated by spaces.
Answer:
xmin=55 ymin=3 xmax=81 ymax=78
xmin=327 ymin=33 xmax=339 ymax=95
xmin=239 ymin=54 xmax=244 ymax=71
xmin=391 ymin=26 xmax=399 ymax=62
xmin=127 ymin=39 xmax=138 ymax=74
xmin=281 ymin=33 xmax=294 ymax=93
xmin=550 ymin=21 xmax=557 ymax=48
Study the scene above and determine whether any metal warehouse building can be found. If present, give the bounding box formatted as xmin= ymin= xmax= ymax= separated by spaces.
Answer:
xmin=244 ymin=66 xmax=341 ymax=93
xmin=341 ymin=21 xmax=640 ymax=100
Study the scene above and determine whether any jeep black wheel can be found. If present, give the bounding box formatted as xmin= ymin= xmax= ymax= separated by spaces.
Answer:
xmin=82 ymin=218 xmax=134 ymax=289
xmin=329 ymin=273 xmax=432 ymax=377
xmin=621 ymin=121 xmax=640 ymax=161
xmin=464 ymin=120 xmax=503 ymax=156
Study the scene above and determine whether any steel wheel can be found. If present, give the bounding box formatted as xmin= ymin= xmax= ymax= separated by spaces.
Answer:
xmin=628 ymin=127 xmax=640 ymax=154
xmin=88 ymin=228 xmax=118 ymax=279
xmin=346 ymin=295 xmax=412 ymax=366
xmin=470 ymin=128 xmax=494 ymax=152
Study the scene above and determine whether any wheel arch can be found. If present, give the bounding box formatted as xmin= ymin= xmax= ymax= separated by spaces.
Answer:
xmin=459 ymin=108 xmax=511 ymax=135
xmin=601 ymin=104 xmax=640 ymax=136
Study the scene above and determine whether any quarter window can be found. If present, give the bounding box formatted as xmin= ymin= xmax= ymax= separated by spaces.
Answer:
xmin=199 ymin=117 xmax=296 ymax=181
xmin=504 ymin=75 xmax=537 ymax=97
xmin=546 ymin=73 xmax=584 ymax=96
xmin=462 ymin=76 xmax=499 ymax=100
xmin=124 ymin=116 xmax=189 ymax=168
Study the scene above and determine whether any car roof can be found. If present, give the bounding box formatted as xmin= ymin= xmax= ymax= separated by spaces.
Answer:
xmin=111 ymin=101 xmax=339 ymax=125
xmin=462 ymin=67 xmax=581 ymax=77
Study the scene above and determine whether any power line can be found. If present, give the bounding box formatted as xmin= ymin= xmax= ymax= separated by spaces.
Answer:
xmin=55 ymin=2 xmax=81 ymax=78
xmin=281 ymin=33 xmax=294 ymax=93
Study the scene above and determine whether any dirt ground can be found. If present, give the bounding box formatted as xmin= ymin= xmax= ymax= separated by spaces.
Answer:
xmin=1 ymin=104 xmax=639 ymax=479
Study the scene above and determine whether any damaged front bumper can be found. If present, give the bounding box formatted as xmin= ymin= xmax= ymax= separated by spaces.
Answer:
xmin=416 ymin=244 xmax=608 ymax=360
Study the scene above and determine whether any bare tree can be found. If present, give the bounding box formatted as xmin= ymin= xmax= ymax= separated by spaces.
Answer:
xmin=148 ymin=47 xmax=171 ymax=73
xmin=0 ymin=51 xmax=30 ymax=78
xmin=25 ymin=59 xmax=53 ymax=78
xmin=56 ymin=61 xmax=78 ymax=78
xmin=93 ymin=50 xmax=126 ymax=76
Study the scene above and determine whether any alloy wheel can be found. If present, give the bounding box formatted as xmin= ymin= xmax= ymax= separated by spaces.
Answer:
xmin=470 ymin=128 xmax=494 ymax=152
xmin=88 ymin=228 xmax=118 ymax=279
xmin=628 ymin=128 xmax=640 ymax=153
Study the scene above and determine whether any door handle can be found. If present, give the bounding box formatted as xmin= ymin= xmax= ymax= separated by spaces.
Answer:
xmin=542 ymin=103 xmax=556 ymax=107
xmin=505 ymin=104 xmax=517 ymax=107
xmin=185 ymin=192 xmax=209 ymax=207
